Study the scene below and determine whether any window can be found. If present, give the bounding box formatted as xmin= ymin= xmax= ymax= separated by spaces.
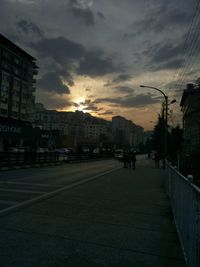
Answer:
xmin=2 ymin=73 xmax=10 ymax=82
xmin=14 ymin=79 xmax=21 ymax=87
xmin=14 ymin=68 xmax=20 ymax=76
xmin=0 ymin=109 xmax=7 ymax=115
xmin=14 ymin=57 xmax=20 ymax=65
xmin=12 ymin=111 xmax=18 ymax=118
xmin=1 ymin=97 xmax=8 ymax=104
xmin=13 ymin=90 xmax=20 ymax=97
xmin=2 ymin=62 xmax=10 ymax=71
xmin=1 ymin=85 xmax=9 ymax=94
xmin=2 ymin=50 xmax=10 ymax=59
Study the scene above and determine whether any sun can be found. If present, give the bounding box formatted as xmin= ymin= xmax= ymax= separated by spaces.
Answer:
xmin=73 ymin=97 xmax=86 ymax=112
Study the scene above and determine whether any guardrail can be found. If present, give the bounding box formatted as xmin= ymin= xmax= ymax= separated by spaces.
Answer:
xmin=0 ymin=152 xmax=113 ymax=167
xmin=165 ymin=162 xmax=200 ymax=267
xmin=0 ymin=152 xmax=60 ymax=166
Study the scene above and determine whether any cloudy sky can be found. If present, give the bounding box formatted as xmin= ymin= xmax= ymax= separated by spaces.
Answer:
xmin=0 ymin=0 xmax=199 ymax=130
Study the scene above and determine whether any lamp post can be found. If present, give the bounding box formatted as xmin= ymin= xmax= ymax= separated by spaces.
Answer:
xmin=140 ymin=85 xmax=168 ymax=167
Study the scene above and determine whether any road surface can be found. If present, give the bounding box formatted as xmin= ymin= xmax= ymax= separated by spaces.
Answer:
xmin=0 ymin=156 xmax=185 ymax=267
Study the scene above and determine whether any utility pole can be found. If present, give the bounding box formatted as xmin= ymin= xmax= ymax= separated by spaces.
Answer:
xmin=140 ymin=85 xmax=169 ymax=168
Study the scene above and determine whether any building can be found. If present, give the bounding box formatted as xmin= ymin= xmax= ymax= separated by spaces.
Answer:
xmin=0 ymin=34 xmax=38 ymax=121
xmin=112 ymin=116 xmax=144 ymax=148
xmin=84 ymin=123 xmax=109 ymax=140
xmin=180 ymin=83 xmax=200 ymax=153
xmin=0 ymin=34 xmax=38 ymax=151
xmin=33 ymin=106 xmax=111 ymax=148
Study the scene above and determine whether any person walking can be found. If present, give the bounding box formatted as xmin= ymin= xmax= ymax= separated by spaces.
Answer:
xmin=154 ymin=151 xmax=160 ymax=168
xmin=130 ymin=151 xmax=136 ymax=169
xmin=123 ymin=151 xmax=128 ymax=168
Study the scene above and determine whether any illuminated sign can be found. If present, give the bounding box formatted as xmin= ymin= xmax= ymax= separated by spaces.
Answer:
xmin=0 ymin=124 xmax=21 ymax=134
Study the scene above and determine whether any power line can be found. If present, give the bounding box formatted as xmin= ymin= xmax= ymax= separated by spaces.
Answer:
xmin=175 ymin=0 xmax=200 ymax=89
xmin=165 ymin=0 xmax=200 ymax=91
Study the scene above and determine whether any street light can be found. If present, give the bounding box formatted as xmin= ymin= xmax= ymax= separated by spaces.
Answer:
xmin=140 ymin=85 xmax=169 ymax=167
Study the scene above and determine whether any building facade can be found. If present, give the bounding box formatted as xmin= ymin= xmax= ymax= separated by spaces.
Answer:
xmin=0 ymin=34 xmax=38 ymax=122
xmin=0 ymin=34 xmax=38 ymax=151
xmin=34 ymin=106 xmax=111 ymax=148
xmin=180 ymin=83 xmax=200 ymax=153
xmin=112 ymin=116 xmax=144 ymax=149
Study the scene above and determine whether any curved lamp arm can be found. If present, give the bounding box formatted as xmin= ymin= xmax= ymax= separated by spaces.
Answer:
xmin=140 ymin=85 xmax=167 ymax=101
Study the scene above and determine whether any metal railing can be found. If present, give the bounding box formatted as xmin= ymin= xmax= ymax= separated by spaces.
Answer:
xmin=165 ymin=162 xmax=200 ymax=267
xmin=0 ymin=152 xmax=113 ymax=167
xmin=0 ymin=152 xmax=60 ymax=166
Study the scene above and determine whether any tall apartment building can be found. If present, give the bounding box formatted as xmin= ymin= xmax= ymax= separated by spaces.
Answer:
xmin=0 ymin=34 xmax=37 ymax=122
xmin=112 ymin=115 xmax=144 ymax=148
xmin=0 ymin=35 xmax=38 ymax=151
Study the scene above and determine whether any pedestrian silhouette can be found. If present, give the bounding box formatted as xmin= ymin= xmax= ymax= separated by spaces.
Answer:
xmin=123 ymin=151 xmax=128 ymax=168
xmin=154 ymin=151 xmax=160 ymax=168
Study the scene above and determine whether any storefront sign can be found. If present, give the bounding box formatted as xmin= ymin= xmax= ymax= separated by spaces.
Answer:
xmin=0 ymin=124 xmax=21 ymax=134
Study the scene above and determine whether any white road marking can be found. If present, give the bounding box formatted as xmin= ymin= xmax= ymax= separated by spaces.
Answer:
xmin=0 ymin=166 xmax=121 ymax=217
xmin=0 ymin=181 xmax=63 ymax=188
xmin=0 ymin=188 xmax=47 ymax=194
xmin=0 ymin=200 xmax=19 ymax=205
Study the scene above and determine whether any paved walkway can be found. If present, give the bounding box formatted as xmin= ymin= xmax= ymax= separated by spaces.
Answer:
xmin=0 ymin=157 xmax=185 ymax=267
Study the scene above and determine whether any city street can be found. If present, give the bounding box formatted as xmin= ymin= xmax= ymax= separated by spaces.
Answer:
xmin=0 ymin=159 xmax=120 ymax=212
xmin=0 ymin=156 xmax=185 ymax=267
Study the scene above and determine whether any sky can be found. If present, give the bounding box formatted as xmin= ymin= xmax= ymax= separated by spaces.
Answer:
xmin=0 ymin=0 xmax=199 ymax=130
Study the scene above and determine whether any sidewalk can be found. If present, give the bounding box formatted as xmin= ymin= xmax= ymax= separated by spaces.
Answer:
xmin=0 ymin=157 xmax=186 ymax=267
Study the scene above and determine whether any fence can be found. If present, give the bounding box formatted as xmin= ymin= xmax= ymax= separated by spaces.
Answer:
xmin=0 ymin=152 xmax=60 ymax=166
xmin=0 ymin=151 xmax=113 ymax=167
xmin=165 ymin=162 xmax=200 ymax=267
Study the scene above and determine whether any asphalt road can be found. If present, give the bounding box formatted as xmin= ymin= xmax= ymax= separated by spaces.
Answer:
xmin=0 ymin=159 xmax=120 ymax=212
xmin=0 ymin=156 xmax=185 ymax=267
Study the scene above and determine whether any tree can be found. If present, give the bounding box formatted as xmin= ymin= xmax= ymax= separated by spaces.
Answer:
xmin=168 ymin=126 xmax=183 ymax=164
xmin=152 ymin=115 xmax=165 ymax=154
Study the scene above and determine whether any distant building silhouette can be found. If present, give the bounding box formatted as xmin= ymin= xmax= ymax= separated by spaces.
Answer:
xmin=112 ymin=115 xmax=144 ymax=149
xmin=180 ymin=83 xmax=200 ymax=153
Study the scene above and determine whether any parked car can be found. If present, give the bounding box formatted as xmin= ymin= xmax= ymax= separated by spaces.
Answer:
xmin=55 ymin=148 xmax=71 ymax=161
xmin=36 ymin=147 xmax=49 ymax=153
xmin=114 ymin=149 xmax=124 ymax=161
xmin=55 ymin=148 xmax=70 ymax=154
xmin=8 ymin=147 xmax=30 ymax=153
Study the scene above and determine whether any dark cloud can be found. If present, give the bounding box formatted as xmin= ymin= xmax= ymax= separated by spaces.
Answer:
xmin=149 ymin=42 xmax=185 ymax=63
xmin=57 ymin=68 xmax=75 ymax=86
xmin=154 ymin=58 xmax=185 ymax=71
xmin=68 ymin=0 xmax=95 ymax=26
xmin=74 ymin=98 xmax=102 ymax=112
xmin=17 ymin=19 xmax=43 ymax=37
xmin=95 ymin=94 xmax=160 ymax=108
xmin=115 ymin=86 xmax=134 ymax=94
xmin=112 ymin=74 xmax=131 ymax=83
xmin=124 ymin=3 xmax=192 ymax=40
xmin=38 ymin=92 xmax=72 ymax=110
xmin=73 ymin=102 xmax=80 ymax=108
xmin=31 ymin=36 xmax=116 ymax=77
xmin=37 ymin=72 xmax=71 ymax=94
xmin=99 ymin=110 xmax=113 ymax=115
xmin=70 ymin=7 xmax=95 ymax=26
xmin=78 ymin=50 xmax=116 ymax=77
xmin=83 ymin=105 xmax=103 ymax=112
xmin=31 ymin=36 xmax=85 ymax=64
xmin=97 ymin=12 xmax=105 ymax=19
xmin=144 ymin=40 xmax=187 ymax=71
